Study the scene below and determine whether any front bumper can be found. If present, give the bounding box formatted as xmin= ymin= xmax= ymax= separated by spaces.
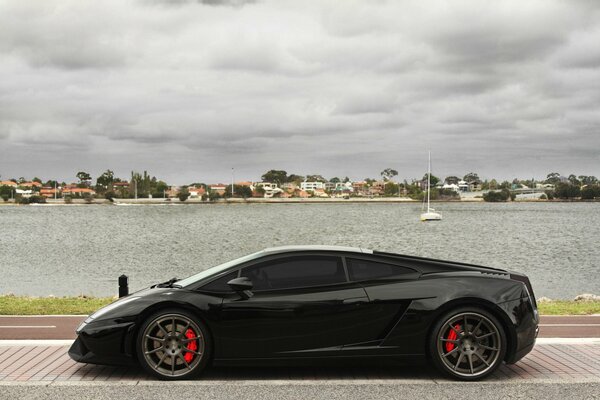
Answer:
xmin=68 ymin=318 xmax=137 ymax=366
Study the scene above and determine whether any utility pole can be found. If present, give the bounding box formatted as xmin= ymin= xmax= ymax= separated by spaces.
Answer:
xmin=134 ymin=179 xmax=138 ymax=199
xmin=54 ymin=181 xmax=57 ymax=200
xmin=231 ymin=168 xmax=235 ymax=198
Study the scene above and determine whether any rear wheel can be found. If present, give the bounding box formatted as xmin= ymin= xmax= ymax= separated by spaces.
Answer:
xmin=136 ymin=309 xmax=211 ymax=380
xmin=429 ymin=307 xmax=506 ymax=380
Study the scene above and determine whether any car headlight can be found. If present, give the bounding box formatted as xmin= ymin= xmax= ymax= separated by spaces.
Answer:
xmin=88 ymin=296 xmax=141 ymax=320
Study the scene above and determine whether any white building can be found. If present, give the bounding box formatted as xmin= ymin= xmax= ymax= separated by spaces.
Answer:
xmin=254 ymin=182 xmax=283 ymax=198
xmin=442 ymin=183 xmax=460 ymax=192
xmin=300 ymin=181 xmax=325 ymax=192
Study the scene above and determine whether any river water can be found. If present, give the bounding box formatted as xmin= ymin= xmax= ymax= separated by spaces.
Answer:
xmin=0 ymin=202 xmax=598 ymax=298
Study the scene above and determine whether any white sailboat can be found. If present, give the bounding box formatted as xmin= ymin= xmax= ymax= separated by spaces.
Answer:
xmin=420 ymin=151 xmax=442 ymax=221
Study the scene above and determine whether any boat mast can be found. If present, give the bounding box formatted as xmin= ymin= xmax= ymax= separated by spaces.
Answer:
xmin=427 ymin=150 xmax=431 ymax=212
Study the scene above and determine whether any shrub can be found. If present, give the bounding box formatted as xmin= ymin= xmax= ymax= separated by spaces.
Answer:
xmin=178 ymin=188 xmax=190 ymax=202
xmin=555 ymin=183 xmax=581 ymax=199
xmin=64 ymin=196 xmax=73 ymax=204
xmin=1 ymin=194 xmax=8 ymax=202
xmin=483 ymin=189 xmax=511 ymax=202
xmin=581 ymin=185 xmax=600 ymax=200
xmin=29 ymin=195 xmax=46 ymax=204
xmin=16 ymin=196 xmax=30 ymax=205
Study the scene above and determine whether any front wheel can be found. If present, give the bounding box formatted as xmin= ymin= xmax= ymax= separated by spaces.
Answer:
xmin=136 ymin=308 xmax=211 ymax=380
xmin=429 ymin=307 xmax=507 ymax=380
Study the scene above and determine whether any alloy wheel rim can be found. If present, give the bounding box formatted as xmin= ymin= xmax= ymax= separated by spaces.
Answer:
xmin=142 ymin=313 xmax=205 ymax=377
xmin=436 ymin=312 xmax=501 ymax=377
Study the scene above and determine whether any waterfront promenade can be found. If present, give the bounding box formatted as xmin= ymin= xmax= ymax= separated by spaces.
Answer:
xmin=0 ymin=316 xmax=599 ymax=399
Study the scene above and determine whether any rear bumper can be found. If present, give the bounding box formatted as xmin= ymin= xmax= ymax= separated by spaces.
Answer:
xmin=499 ymin=296 xmax=539 ymax=364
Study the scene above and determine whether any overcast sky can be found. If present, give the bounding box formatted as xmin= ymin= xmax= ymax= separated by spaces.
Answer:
xmin=1 ymin=0 xmax=599 ymax=184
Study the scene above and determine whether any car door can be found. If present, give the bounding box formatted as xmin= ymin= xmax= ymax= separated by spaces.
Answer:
xmin=215 ymin=254 xmax=386 ymax=359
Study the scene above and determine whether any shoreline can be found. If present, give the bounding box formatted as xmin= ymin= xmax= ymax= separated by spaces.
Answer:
xmin=2 ymin=198 xmax=599 ymax=206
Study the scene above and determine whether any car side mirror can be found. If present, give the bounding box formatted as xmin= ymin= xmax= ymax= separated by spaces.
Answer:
xmin=227 ymin=277 xmax=254 ymax=299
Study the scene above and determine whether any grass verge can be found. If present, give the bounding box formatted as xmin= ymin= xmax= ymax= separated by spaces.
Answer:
xmin=537 ymin=300 xmax=600 ymax=315
xmin=0 ymin=295 xmax=115 ymax=315
xmin=0 ymin=295 xmax=599 ymax=315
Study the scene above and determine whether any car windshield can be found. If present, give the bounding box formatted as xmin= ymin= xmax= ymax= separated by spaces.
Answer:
xmin=176 ymin=250 xmax=265 ymax=288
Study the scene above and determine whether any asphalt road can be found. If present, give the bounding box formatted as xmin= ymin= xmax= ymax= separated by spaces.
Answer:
xmin=0 ymin=315 xmax=599 ymax=339
xmin=1 ymin=381 xmax=599 ymax=400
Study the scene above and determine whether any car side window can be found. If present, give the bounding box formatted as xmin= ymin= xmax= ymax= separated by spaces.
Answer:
xmin=347 ymin=258 xmax=416 ymax=281
xmin=199 ymin=271 xmax=238 ymax=293
xmin=241 ymin=256 xmax=346 ymax=291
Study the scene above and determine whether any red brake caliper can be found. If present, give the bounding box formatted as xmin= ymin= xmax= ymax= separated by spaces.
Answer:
xmin=184 ymin=328 xmax=197 ymax=363
xmin=445 ymin=324 xmax=461 ymax=353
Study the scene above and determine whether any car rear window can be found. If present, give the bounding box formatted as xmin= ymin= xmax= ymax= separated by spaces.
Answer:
xmin=347 ymin=258 xmax=416 ymax=281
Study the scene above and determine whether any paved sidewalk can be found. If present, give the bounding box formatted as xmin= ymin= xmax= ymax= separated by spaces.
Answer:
xmin=0 ymin=342 xmax=599 ymax=383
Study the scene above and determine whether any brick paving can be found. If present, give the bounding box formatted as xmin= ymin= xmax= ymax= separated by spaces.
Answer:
xmin=0 ymin=343 xmax=598 ymax=382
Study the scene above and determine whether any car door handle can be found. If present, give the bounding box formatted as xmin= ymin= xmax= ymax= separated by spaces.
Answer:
xmin=343 ymin=297 xmax=368 ymax=305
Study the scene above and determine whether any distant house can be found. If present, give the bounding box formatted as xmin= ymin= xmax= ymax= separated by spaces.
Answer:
xmin=189 ymin=187 xmax=206 ymax=198
xmin=458 ymin=180 xmax=469 ymax=192
xmin=334 ymin=182 xmax=353 ymax=193
xmin=40 ymin=188 xmax=59 ymax=198
xmin=15 ymin=189 xmax=33 ymax=197
xmin=253 ymin=182 xmax=283 ymax=198
xmin=352 ymin=181 xmax=368 ymax=196
xmin=0 ymin=180 xmax=17 ymax=187
xmin=281 ymin=182 xmax=298 ymax=193
xmin=442 ymin=183 xmax=460 ymax=193
xmin=209 ymin=184 xmax=227 ymax=196
xmin=19 ymin=181 xmax=42 ymax=188
xmin=295 ymin=189 xmax=310 ymax=198
xmin=324 ymin=182 xmax=336 ymax=191
xmin=62 ymin=188 xmax=95 ymax=197
xmin=300 ymin=181 xmax=325 ymax=192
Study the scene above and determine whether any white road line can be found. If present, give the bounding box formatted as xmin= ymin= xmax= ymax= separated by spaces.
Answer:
xmin=0 ymin=315 xmax=87 ymax=318
xmin=0 ymin=326 xmax=57 ymax=329
xmin=0 ymin=340 xmax=73 ymax=346
xmin=540 ymin=324 xmax=600 ymax=327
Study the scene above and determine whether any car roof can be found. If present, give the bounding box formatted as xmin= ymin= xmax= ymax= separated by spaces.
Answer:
xmin=262 ymin=245 xmax=373 ymax=255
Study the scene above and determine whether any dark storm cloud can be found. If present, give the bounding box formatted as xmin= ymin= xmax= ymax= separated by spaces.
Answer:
xmin=1 ymin=0 xmax=600 ymax=184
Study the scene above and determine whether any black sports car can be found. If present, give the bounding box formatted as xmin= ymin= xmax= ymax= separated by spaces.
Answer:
xmin=69 ymin=245 xmax=539 ymax=380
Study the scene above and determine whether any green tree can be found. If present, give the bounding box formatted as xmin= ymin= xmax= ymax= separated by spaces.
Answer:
xmin=178 ymin=187 xmax=190 ymax=202
xmin=422 ymin=173 xmax=440 ymax=187
xmin=384 ymin=182 xmax=399 ymax=196
xmin=545 ymin=172 xmax=561 ymax=184
xmin=96 ymin=170 xmax=115 ymax=189
xmin=306 ymin=174 xmax=326 ymax=182
xmin=568 ymin=174 xmax=581 ymax=186
xmin=555 ymin=183 xmax=581 ymax=199
xmin=380 ymin=168 xmax=398 ymax=181
xmin=581 ymin=185 xmax=600 ymax=200
xmin=330 ymin=177 xmax=340 ymax=183
xmin=223 ymin=184 xmax=252 ymax=199
xmin=76 ymin=171 xmax=91 ymax=186
xmin=286 ymin=174 xmax=304 ymax=184
xmin=444 ymin=176 xmax=460 ymax=185
xmin=463 ymin=172 xmax=480 ymax=182
xmin=261 ymin=170 xmax=288 ymax=186
xmin=32 ymin=177 xmax=42 ymax=183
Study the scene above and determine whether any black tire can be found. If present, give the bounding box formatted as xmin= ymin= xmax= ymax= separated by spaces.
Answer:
xmin=136 ymin=308 xmax=212 ymax=380
xmin=429 ymin=306 xmax=507 ymax=381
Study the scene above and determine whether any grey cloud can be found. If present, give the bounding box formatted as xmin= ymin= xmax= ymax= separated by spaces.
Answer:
xmin=1 ymin=0 xmax=600 ymax=184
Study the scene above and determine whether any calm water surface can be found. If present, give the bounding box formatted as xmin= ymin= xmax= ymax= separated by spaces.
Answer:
xmin=1 ymin=202 xmax=598 ymax=298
